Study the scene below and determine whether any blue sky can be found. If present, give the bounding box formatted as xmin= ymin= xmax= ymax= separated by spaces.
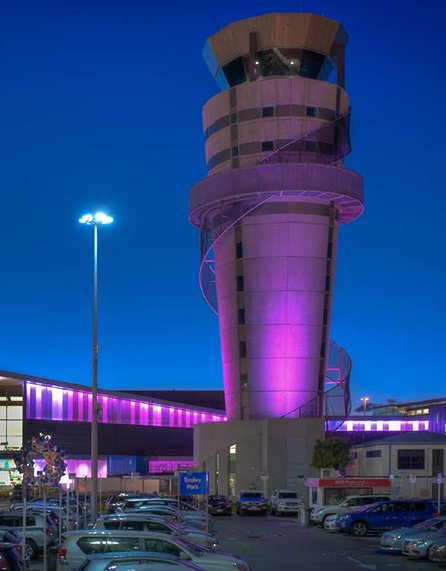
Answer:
xmin=0 ymin=0 xmax=444 ymax=410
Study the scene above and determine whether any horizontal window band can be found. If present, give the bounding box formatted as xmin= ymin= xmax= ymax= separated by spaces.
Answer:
xmin=204 ymin=105 xmax=338 ymax=140
xmin=207 ymin=140 xmax=336 ymax=171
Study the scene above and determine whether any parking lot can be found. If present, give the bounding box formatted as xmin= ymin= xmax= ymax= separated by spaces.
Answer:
xmin=215 ymin=516 xmax=440 ymax=571
xmin=21 ymin=511 xmax=446 ymax=571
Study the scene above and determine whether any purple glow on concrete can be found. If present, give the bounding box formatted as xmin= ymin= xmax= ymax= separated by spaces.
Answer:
xmin=327 ymin=419 xmax=430 ymax=432
xmin=34 ymin=458 xmax=108 ymax=482
xmin=24 ymin=381 xmax=225 ymax=429
xmin=67 ymin=390 xmax=74 ymax=421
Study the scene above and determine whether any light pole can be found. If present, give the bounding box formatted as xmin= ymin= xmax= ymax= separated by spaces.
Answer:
xmin=360 ymin=396 xmax=369 ymax=416
xmin=79 ymin=212 xmax=113 ymax=522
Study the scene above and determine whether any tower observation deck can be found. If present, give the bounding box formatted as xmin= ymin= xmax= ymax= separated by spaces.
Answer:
xmin=189 ymin=13 xmax=363 ymax=422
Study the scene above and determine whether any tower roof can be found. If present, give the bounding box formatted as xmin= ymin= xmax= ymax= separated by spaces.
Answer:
xmin=203 ymin=13 xmax=348 ymax=81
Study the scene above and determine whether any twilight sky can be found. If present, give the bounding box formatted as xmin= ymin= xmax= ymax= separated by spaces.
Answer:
xmin=0 ymin=0 xmax=444 ymax=410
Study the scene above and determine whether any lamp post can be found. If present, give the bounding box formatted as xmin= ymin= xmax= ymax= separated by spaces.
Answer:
xmin=360 ymin=396 xmax=369 ymax=416
xmin=79 ymin=212 xmax=113 ymax=522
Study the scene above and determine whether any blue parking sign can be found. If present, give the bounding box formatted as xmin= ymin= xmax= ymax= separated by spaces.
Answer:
xmin=179 ymin=472 xmax=208 ymax=495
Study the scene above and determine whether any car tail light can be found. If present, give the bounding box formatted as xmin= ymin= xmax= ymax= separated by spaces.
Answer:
xmin=46 ymin=527 xmax=53 ymax=536
xmin=57 ymin=548 xmax=67 ymax=559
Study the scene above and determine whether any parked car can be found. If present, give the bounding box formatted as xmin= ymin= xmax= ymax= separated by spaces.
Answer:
xmin=270 ymin=490 xmax=301 ymax=516
xmin=104 ymin=494 xmax=141 ymax=514
xmin=0 ymin=541 xmax=23 ymax=571
xmin=57 ymin=530 xmax=251 ymax=571
xmin=236 ymin=491 xmax=267 ymax=517
xmin=337 ymin=500 xmax=437 ymax=537
xmin=323 ymin=513 xmax=339 ymax=531
xmin=428 ymin=536 xmax=446 ymax=563
xmin=380 ymin=516 xmax=446 ymax=553
xmin=208 ymin=496 xmax=231 ymax=516
xmin=0 ymin=510 xmax=56 ymax=559
xmin=73 ymin=551 xmax=204 ymax=571
xmin=310 ymin=495 xmax=391 ymax=526
xmin=93 ymin=515 xmax=218 ymax=549
xmin=401 ymin=527 xmax=446 ymax=558
xmin=10 ymin=503 xmax=78 ymax=530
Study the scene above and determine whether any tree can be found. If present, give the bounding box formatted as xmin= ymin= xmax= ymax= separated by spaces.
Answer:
xmin=311 ymin=437 xmax=351 ymax=471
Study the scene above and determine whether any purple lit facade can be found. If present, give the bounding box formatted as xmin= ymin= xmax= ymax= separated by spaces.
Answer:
xmin=25 ymin=381 xmax=225 ymax=428
xmin=189 ymin=13 xmax=363 ymax=421
xmin=326 ymin=419 xmax=430 ymax=432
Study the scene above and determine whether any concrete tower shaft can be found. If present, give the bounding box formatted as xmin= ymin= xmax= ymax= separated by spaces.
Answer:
xmin=189 ymin=13 xmax=363 ymax=422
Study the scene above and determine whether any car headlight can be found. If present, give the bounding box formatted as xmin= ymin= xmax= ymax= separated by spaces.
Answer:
xmin=411 ymin=539 xmax=428 ymax=547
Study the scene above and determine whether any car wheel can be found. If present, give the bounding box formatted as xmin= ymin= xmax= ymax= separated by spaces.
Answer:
xmin=350 ymin=521 xmax=368 ymax=537
xmin=25 ymin=539 xmax=38 ymax=560
xmin=276 ymin=510 xmax=281 ymax=517
xmin=271 ymin=507 xmax=276 ymax=515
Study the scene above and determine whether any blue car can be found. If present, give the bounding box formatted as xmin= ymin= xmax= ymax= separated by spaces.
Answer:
xmin=337 ymin=500 xmax=437 ymax=537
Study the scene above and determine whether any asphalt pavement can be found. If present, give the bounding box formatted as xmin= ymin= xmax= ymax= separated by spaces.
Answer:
xmin=215 ymin=515 xmax=441 ymax=571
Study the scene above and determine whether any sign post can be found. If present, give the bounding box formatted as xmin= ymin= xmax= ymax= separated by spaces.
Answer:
xmin=179 ymin=472 xmax=209 ymax=532
xmin=409 ymin=473 xmax=416 ymax=499
xmin=260 ymin=472 xmax=270 ymax=500
xmin=43 ymin=485 xmax=47 ymax=571
xmin=437 ymin=473 xmax=443 ymax=515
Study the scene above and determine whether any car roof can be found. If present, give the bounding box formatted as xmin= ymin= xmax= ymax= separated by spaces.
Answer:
xmin=65 ymin=530 xmax=182 ymax=538
xmin=83 ymin=551 xmax=179 ymax=561
xmin=96 ymin=516 xmax=172 ymax=524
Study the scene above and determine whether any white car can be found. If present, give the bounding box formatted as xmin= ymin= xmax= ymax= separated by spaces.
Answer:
xmin=0 ymin=510 xmax=56 ymax=559
xmin=270 ymin=490 xmax=302 ymax=516
xmin=93 ymin=515 xmax=217 ymax=549
xmin=323 ymin=514 xmax=339 ymax=531
xmin=72 ymin=551 xmax=205 ymax=571
xmin=57 ymin=529 xmax=250 ymax=571
xmin=310 ymin=495 xmax=390 ymax=526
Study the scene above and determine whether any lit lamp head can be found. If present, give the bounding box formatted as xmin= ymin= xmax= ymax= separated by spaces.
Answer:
xmin=79 ymin=212 xmax=113 ymax=226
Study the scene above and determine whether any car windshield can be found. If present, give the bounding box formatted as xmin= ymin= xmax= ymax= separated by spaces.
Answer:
xmin=242 ymin=493 xmax=262 ymax=499
xmin=351 ymin=503 xmax=380 ymax=513
xmin=278 ymin=493 xmax=297 ymax=499
xmin=415 ymin=517 xmax=446 ymax=530
xmin=177 ymin=539 xmax=203 ymax=557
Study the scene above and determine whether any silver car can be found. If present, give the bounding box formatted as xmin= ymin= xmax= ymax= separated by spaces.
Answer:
xmin=380 ymin=516 xmax=446 ymax=554
xmin=73 ymin=551 xmax=204 ymax=571
xmin=0 ymin=510 xmax=56 ymax=559
xmin=402 ymin=528 xmax=446 ymax=558
xmin=323 ymin=514 xmax=339 ymax=531
xmin=428 ymin=536 xmax=446 ymax=563
xmin=93 ymin=515 xmax=218 ymax=549
xmin=57 ymin=530 xmax=250 ymax=571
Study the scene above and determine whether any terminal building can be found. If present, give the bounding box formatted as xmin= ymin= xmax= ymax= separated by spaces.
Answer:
xmin=0 ymin=371 xmax=225 ymax=487
xmin=0 ymin=368 xmax=444 ymax=494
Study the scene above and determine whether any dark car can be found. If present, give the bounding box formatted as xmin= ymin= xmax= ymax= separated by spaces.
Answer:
xmin=337 ymin=500 xmax=437 ymax=537
xmin=236 ymin=490 xmax=267 ymax=516
xmin=0 ymin=534 xmax=25 ymax=571
xmin=208 ymin=495 xmax=232 ymax=516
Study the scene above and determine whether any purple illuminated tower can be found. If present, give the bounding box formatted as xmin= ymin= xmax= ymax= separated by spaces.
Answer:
xmin=189 ymin=13 xmax=363 ymax=422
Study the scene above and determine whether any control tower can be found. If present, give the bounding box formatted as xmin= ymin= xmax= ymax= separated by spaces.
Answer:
xmin=189 ymin=13 xmax=363 ymax=424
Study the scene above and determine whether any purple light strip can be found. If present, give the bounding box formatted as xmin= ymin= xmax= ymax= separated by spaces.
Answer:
xmin=24 ymin=381 xmax=225 ymax=429
xmin=327 ymin=419 xmax=430 ymax=432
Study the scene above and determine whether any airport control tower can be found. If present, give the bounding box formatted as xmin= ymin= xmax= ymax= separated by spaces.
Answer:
xmin=189 ymin=13 xmax=363 ymax=425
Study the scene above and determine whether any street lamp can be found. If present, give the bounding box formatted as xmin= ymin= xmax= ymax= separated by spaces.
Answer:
xmin=360 ymin=396 xmax=369 ymax=416
xmin=79 ymin=211 xmax=113 ymax=522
